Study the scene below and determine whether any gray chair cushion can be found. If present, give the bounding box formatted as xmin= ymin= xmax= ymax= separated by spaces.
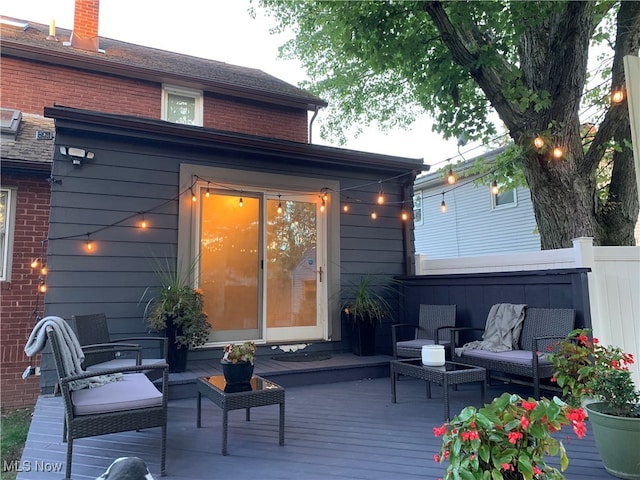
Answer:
xmin=456 ymin=348 xmax=551 ymax=366
xmin=86 ymin=358 xmax=166 ymax=373
xmin=72 ymin=373 xmax=162 ymax=415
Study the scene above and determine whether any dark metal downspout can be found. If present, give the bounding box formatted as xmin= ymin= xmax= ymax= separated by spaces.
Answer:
xmin=308 ymin=105 xmax=321 ymax=143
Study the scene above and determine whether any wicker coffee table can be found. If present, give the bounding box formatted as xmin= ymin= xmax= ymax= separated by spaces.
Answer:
xmin=196 ymin=375 xmax=285 ymax=455
xmin=390 ymin=359 xmax=486 ymax=420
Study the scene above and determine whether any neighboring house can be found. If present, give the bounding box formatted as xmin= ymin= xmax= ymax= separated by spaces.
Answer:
xmin=0 ymin=1 xmax=424 ymax=399
xmin=413 ymin=147 xmax=541 ymax=259
xmin=0 ymin=113 xmax=54 ymax=407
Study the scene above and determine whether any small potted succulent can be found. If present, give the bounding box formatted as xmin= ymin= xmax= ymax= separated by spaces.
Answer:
xmin=221 ymin=341 xmax=257 ymax=386
xmin=433 ymin=392 xmax=587 ymax=480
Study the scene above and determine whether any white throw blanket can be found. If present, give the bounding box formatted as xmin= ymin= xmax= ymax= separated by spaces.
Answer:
xmin=24 ymin=315 xmax=122 ymax=391
xmin=460 ymin=303 xmax=527 ymax=353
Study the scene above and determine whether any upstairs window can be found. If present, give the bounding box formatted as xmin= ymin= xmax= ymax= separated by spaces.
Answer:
xmin=413 ymin=192 xmax=423 ymax=225
xmin=162 ymin=85 xmax=203 ymax=126
xmin=491 ymin=187 xmax=516 ymax=209
xmin=1 ymin=108 xmax=22 ymax=138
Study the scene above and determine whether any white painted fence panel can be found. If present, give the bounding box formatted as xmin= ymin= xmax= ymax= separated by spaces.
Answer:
xmin=416 ymin=237 xmax=640 ymax=388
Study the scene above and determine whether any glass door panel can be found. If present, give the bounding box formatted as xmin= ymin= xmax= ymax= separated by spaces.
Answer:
xmin=199 ymin=192 xmax=260 ymax=343
xmin=265 ymin=195 xmax=324 ymax=341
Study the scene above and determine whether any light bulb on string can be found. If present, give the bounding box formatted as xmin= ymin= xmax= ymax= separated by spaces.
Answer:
xmin=191 ymin=188 xmax=197 ymax=203
xmin=342 ymin=204 xmax=349 ymax=213
xmin=533 ymin=135 xmax=545 ymax=149
xmin=552 ymin=146 xmax=564 ymax=159
xmin=377 ymin=191 xmax=384 ymax=205
xmin=611 ymin=89 xmax=624 ymax=104
xmin=140 ymin=214 xmax=148 ymax=229
xmin=401 ymin=210 xmax=409 ymax=221
xmin=320 ymin=198 xmax=326 ymax=213
xmin=370 ymin=210 xmax=377 ymax=220
xmin=86 ymin=234 xmax=93 ymax=252
xmin=41 ymin=266 xmax=47 ymax=276
xmin=39 ymin=281 xmax=47 ymax=294
xmin=491 ymin=180 xmax=499 ymax=195
xmin=447 ymin=169 xmax=456 ymax=185
xmin=205 ymin=182 xmax=211 ymax=198
xmin=322 ymin=190 xmax=329 ymax=202
xmin=440 ymin=193 xmax=447 ymax=213
xmin=239 ymin=194 xmax=244 ymax=208
xmin=276 ymin=195 xmax=283 ymax=215
xmin=30 ymin=258 xmax=41 ymax=269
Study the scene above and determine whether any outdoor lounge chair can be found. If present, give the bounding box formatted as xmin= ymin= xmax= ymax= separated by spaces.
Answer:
xmin=46 ymin=325 xmax=168 ymax=480
xmin=71 ymin=313 xmax=168 ymax=382
xmin=392 ymin=304 xmax=457 ymax=359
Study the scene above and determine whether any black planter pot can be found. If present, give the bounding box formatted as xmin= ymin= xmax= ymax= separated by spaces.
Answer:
xmin=221 ymin=360 xmax=254 ymax=385
xmin=350 ymin=318 xmax=377 ymax=356
xmin=165 ymin=315 xmax=188 ymax=373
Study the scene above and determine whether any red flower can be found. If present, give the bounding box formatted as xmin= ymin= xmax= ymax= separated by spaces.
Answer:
xmin=533 ymin=465 xmax=543 ymax=475
xmin=577 ymin=334 xmax=589 ymax=346
xmin=572 ymin=421 xmax=587 ymax=439
xmin=433 ymin=453 xmax=440 ymax=463
xmin=520 ymin=416 xmax=530 ymax=429
xmin=433 ymin=424 xmax=447 ymax=437
xmin=501 ymin=463 xmax=514 ymax=471
xmin=610 ymin=360 xmax=621 ymax=369
xmin=507 ymin=431 xmax=523 ymax=444
xmin=593 ymin=337 xmax=599 ymax=344
xmin=522 ymin=400 xmax=537 ymax=411
xmin=550 ymin=376 xmax=557 ymax=383
xmin=567 ymin=408 xmax=586 ymax=422
xmin=443 ymin=450 xmax=449 ymax=459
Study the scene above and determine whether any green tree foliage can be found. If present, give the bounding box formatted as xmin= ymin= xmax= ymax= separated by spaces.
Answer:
xmin=257 ymin=0 xmax=639 ymax=248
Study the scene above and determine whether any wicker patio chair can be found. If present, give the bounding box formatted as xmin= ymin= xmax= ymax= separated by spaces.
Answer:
xmin=70 ymin=313 xmax=168 ymax=382
xmin=392 ymin=304 xmax=457 ymax=359
xmin=450 ymin=307 xmax=576 ymax=398
xmin=46 ymin=326 xmax=168 ymax=480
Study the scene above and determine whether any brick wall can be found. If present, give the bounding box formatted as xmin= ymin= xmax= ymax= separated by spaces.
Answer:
xmin=0 ymin=175 xmax=51 ymax=408
xmin=1 ymin=57 xmax=309 ymax=142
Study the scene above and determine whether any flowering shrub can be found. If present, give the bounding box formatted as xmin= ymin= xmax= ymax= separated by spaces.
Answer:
xmin=434 ymin=393 xmax=587 ymax=480
xmin=223 ymin=341 xmax=257 ymax=365
xmin=549 ymin=328 xmax=636 ymax=411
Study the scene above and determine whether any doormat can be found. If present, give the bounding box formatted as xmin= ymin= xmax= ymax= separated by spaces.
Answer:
xmin=271 ymin=353 xmax=332 ymax=362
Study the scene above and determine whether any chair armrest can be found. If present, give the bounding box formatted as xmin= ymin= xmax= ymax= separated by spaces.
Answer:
xmin=391 ymin=323 xmax=418 ymax=343
xmin=434 ymin=325 xmax=456 ymax=344
xmin=448 ymin=327 xmax=484 ymax=357
xmin=113 ymin=336 xmax=168 ymax=360
xmin=82 ymin=343 xmax=143 ymax=365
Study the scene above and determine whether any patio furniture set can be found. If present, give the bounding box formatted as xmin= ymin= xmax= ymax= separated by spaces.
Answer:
xmin=37 ymin=303 xmax=574 ymax=478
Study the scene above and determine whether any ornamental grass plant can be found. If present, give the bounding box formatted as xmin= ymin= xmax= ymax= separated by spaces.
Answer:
xmin=433 ymin=393 xmax=587 ymax=480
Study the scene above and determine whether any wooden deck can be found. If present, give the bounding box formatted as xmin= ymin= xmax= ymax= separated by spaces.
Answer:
xmin=17 ymin=356 xmax=608 ymax=480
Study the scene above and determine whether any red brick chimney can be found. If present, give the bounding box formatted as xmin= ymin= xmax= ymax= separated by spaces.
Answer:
xmin=70 ymin=0 xmax=100 ymax=51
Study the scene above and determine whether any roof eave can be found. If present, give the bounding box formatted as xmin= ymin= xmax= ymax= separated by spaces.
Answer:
xmin=2 ymin=41 xmax=327 ymax=112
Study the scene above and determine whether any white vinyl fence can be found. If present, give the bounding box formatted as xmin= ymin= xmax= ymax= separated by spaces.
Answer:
xmin=416 ymin=237 xmax=640 ymax=388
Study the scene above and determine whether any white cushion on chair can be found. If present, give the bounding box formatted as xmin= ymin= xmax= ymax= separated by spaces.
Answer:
xmin=72 ymin=373 xmax=162 ymax=415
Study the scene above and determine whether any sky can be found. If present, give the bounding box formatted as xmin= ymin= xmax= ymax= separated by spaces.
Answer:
xmin=1 ymin=0 xmax=472 ymax=172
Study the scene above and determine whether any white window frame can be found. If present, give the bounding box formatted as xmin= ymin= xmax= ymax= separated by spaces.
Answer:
xmin=161 ymin=84 xmax=203 ymax=126
xmin=0 ymin=187 xmax=17 ymax=281
xmin=490 ymin=186 xmax=517 ymax=210
xmin=412 ymin=191 xmax=423 ymax=226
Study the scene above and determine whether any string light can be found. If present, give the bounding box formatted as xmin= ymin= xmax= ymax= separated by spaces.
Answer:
xmin=370 ymin=210 xmax=377 ymax=220
xmin=140 ymin=214 xmax=148 ymax=229
xmin=491 ymin=180 xmax=499 ymax=195
xmin=38 ymin=279 xmax=47 ymax=293
xmin=533 ymin=135 xmax=545 ymax=149
xmin=239 ymin=194 xmax=244 ymax=208
xmin=447 ymin=169 xmax=456 ymax=185
xmin=30 ymin=258 xmax=41 ymax=269
xmin=440 ymin=193 xmax=447 ymax=213
xmin=191 ymin=188 xmax=197 ymax=203
xmin=322 ymin=191 xmax=329 ymax=202
xmin=552 ymin=146 xmax=564 ymax=159
xmin=342 ymin=204 xmax=349 ymax=213
xmin=276 ymin=195 xmax=283 ymax=214
xmin=377 ymin=190 xmax=384 ymax=205
xmin=41 ymin=266 xmax=47 ymax=275
xmin=320 ymin=198 xmax=326 ymax=213
xmin=611 ymin=89 xmax=624 ymax=104
xmin=86 ymin=234 xmax=93 ymax=252
xmin=205 ymin=182 xmax=211 ymax=198
xmin=401 ymin=210 xmax=409 ymax=221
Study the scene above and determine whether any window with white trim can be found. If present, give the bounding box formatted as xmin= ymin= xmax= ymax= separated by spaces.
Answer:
xmin=413 ymin=192 xmax=423 ymax=225
xmin=491 ymin=187 xmax=516 ymax=209
xmin=162 ymin=85 xmax=203 ymax=126
xmin=0 ymin=188 xmax=16 ymax=281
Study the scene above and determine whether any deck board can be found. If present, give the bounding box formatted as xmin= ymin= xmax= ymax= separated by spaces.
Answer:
xmin=17 ymin=373 xmax=607 ymax=480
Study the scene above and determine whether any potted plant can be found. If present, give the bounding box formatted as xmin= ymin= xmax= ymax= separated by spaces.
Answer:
xmin=221 ymin=341 xmax=257 ymax=385
xmin=433 ymin=392 xmax=587 ymax=480
xmin=142 ymin=257 xmax=210 ymax=372
xmin=550 ymin=329 xmax=639 ymax=479
xmin=341 ymin=275 xmax=396 ymax=356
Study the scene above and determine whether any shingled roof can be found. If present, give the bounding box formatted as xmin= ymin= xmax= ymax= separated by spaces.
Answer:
xmin=0 ymin=16 xmax=327 ymax=111
xmin=1 ymin=113 xmax=54 ymax=174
